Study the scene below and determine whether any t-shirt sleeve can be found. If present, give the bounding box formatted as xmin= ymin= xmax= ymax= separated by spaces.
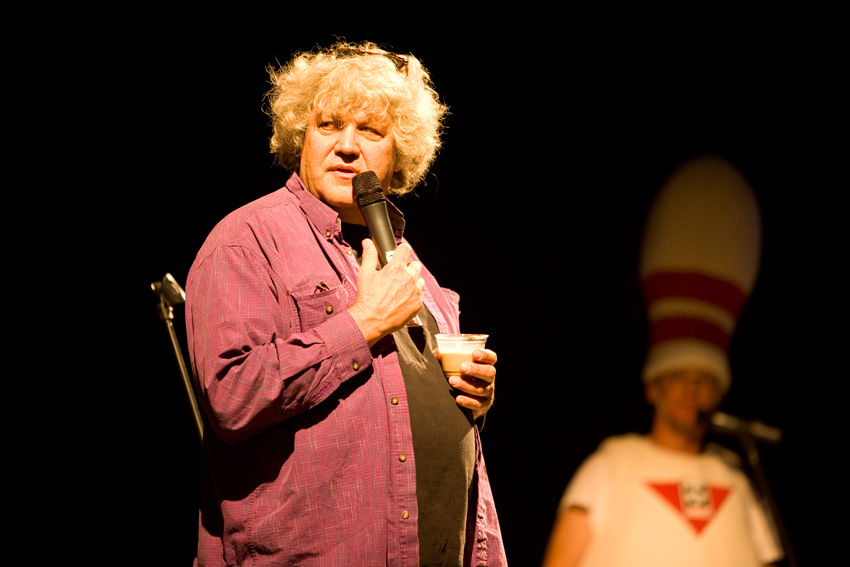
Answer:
xmin=558 ymin=449 xmax=611 ymax=533
xmin=741 ymin=478 xmax=784 ymax=565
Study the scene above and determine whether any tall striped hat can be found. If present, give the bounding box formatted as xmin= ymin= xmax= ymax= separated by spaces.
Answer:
xmin=640 ymin=155 xmax=762 ymax=392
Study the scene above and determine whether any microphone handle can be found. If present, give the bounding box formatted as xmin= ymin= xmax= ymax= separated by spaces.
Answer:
xmin=356 ymin=201 xmax=422 ymax=327
xmin=359 ymin=202 xmax=397 ymax=267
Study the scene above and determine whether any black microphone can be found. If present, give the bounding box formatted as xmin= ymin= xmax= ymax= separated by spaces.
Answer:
xmin=352 ymin=170 xmax=422 ymax=327
xmin=352 ymin=171 xmax=396 ymax=267
xmin=709 ymin=411 xmax=783 ymax=444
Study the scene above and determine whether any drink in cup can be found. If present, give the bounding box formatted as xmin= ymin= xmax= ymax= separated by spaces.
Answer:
xmin=434 ymin=334 xmax=489 ymax=376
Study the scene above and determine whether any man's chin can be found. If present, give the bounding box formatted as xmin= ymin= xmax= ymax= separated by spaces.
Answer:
xmin=671 ymin=411 xmax=709 ymax=433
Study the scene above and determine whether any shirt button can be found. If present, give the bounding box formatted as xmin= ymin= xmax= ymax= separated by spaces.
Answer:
xmin=401 ymin=511 xmax=409 ymax=520
xmin=346 ymin=249 xmax=353 ymax=255
xmin=326 ymin=230 xmax=332 ymax=238
xmin=390 ymin=397 xmax=399 ymax=405
xmin=325 ymin=305 xmax=333 ymax=314
xmin=352 ymin=361 xmax=360 ymax=370
xmin=398 ymin=454 xmax=406 ymax=462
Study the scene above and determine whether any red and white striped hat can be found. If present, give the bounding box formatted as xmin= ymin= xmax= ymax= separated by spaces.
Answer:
xmin=640 ymin=155 xmax=762 ymax=392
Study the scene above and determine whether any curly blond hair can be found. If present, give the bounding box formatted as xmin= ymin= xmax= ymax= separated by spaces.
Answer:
xmin=265 ymin=41 xmax=448 ymax=195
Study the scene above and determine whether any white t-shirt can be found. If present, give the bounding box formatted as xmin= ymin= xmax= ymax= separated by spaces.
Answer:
xmin=560 ymin=434 xmax=782 ymax=567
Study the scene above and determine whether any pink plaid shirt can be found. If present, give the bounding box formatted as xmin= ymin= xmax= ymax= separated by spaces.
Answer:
xmin=186 ymin=173 xmax=506 ymax=566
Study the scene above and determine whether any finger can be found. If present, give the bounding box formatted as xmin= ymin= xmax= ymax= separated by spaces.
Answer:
xmin=449 ymin=374 xmax=495 ymax=396
xmin=472 ymin=348 xmax=497 ymax=365
xmin=404 ymin=261 xmax=423 ymax=289
xmin=455 ymin=393 xmax=492 ymax=417
xmin=405 ymin=259 xmax=422 ymax=278
xmin=392 ymin=242 xmax=414 ymax=264
xmin=360 ymin=239 xmax=379 ymax=271
xmin=459 ymin=361 xmax=496 ymax=383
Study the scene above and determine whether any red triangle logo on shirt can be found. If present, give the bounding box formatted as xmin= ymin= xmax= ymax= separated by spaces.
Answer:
xmin=647 ymin=481 xmax=731 ymax=535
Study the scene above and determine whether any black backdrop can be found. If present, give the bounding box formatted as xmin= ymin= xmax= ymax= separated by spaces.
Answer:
xmin=118 ymin=16 xmax=839 ymax=566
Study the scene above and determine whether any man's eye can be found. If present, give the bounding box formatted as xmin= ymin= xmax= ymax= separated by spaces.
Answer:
xmin=359 ymin=126 xmax=382 ymax=137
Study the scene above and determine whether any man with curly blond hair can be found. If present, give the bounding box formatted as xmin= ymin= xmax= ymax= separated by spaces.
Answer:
xmin=186 ymin=41 xmax=507 ymax=566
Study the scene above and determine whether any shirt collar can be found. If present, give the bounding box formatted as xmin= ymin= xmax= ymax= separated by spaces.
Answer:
xmin=285 ymin=172 xmax=406 ymax=241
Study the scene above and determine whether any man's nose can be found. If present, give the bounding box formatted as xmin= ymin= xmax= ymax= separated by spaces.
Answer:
xmin=335 ymin=124 xmax=360 ymax=157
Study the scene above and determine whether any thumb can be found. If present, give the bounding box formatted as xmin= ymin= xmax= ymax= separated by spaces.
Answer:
xmin=360 ymin=238 xmax=379 ymax=270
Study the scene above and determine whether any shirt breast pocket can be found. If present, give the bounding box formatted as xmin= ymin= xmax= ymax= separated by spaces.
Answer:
xmin=290 ymin=281 xmax=352 ymax=333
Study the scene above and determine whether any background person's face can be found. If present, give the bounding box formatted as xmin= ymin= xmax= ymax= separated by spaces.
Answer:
xmin=648 ymin=369 xmax=722 ymax=435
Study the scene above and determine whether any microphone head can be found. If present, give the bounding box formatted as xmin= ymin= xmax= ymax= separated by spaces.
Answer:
xmin=156 ymin=273 xmax=186 ymax=306
xmin=352 ymin=171 xmax=385 ymax=207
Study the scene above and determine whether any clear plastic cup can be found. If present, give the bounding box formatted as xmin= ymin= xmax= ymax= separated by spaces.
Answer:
xmin=434 ymin=334 xmax=489 ymax=376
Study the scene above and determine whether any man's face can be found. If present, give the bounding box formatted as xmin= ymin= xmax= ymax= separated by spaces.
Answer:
xmin=647 ymin=369 xmax=722 ymax=435
xmin=299 ymin=108 xmax=399 ymax=222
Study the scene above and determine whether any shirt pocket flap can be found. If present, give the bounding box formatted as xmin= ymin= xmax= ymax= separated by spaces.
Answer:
xmin=290 ymin=282 xmax=351 ymax=333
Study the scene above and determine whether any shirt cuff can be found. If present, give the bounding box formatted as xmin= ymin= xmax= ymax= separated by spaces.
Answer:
xmin=320 ymin=309 xmax=374 ymax=383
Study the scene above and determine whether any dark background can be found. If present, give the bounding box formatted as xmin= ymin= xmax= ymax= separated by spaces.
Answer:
xmin=111 ymin=15 xmax=839 ymax=566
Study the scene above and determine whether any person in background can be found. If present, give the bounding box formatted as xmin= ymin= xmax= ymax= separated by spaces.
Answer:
xmin=543 ymin=156 xmax=783 ymax=567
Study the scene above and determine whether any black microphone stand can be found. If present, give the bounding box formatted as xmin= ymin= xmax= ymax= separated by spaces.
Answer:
xmin=152 ymin=273 xmax=203 ymax=441
xmin=728 ymin=422 xmax=797 ymax=567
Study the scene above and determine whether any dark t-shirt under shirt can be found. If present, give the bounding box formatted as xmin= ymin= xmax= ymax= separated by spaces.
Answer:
xmin=343 ymin=223 xmax=475 ymax=566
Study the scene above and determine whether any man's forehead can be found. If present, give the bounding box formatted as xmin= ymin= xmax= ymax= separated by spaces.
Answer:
xmin=314 ymin=103 xmax=391 ymax=124
xmin=656 ymin=368 xmax=721 ymax=388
